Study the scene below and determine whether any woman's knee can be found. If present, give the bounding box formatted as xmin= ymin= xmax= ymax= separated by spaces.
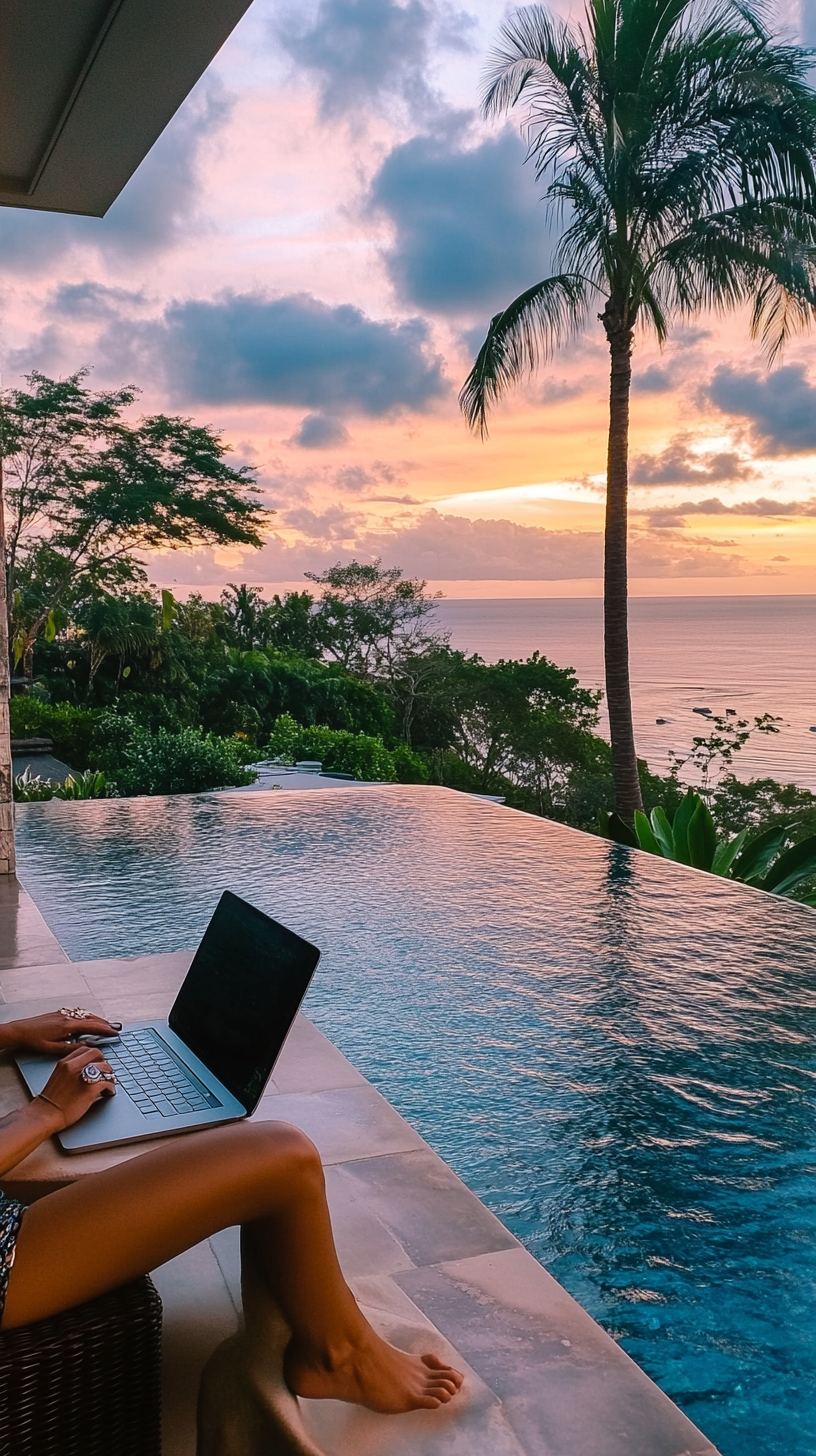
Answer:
xmin=238 ymin=1119 xmax=323 ymax=1183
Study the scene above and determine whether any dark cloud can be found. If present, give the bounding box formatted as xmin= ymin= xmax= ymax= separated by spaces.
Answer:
xmin=367 ymin=493 xmax=421 ymax=503
xmin=703 ymin=362 xmax=816 ymax=456
xmin=331 ymin=465 xmax=372 ymax=491
xmin=274 ymin=0 xmax=474 ymax=120
xmin=646 ymin=509 xmax=689 ymax=528
xmin=0 ymin=79 xmax=229 ymax=274
xmin=284 ymin=504 xmax=364 ymax=539
xmin=52 ymin=283 xmax=147 ymax=320
xmin=288 ymin=413 xmax=351 ymax=448
xmin=630 ymin=435 xmax=755 ymax=485
xmin=634 ymin=364 xmax=675 ymax=394
xmin=667 ymin=496 xmax=816 ymax=517
xmin=369 ymin=126 xmax=554 ymax=316
xmin=541 ymin=376 xmax=592 ymax=404
xmin=117 ymin=291 xmax=447 ymax=413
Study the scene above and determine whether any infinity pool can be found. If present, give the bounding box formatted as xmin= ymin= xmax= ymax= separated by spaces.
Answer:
xmin=15 ymin=786 xmax=816 ymax=1456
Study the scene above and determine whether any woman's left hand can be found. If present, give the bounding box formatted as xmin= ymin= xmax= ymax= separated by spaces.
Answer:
xmin=0 ymin=1010 xmax=122 ymax=1057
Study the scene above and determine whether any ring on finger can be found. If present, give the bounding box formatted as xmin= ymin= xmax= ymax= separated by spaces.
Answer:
xmin=59 ymin=1007 xmax=92 ymax=1020
xmin=80 ymin=1064 xmax=116 ymax=1085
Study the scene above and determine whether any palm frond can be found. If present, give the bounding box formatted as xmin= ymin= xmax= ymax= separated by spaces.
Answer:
xmin=459 ymin=275 xmax=593 ymax=437
xmin=466 ymin=0 xmax=816 ymax=408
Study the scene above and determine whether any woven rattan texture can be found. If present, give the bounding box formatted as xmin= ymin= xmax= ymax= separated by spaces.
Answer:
xmin=0 ymin=1275 xmax=162 ymax=1456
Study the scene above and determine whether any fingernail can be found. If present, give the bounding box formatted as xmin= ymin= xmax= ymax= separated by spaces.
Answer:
xmin=109 ymin=1022 xmax=123 ymax=1030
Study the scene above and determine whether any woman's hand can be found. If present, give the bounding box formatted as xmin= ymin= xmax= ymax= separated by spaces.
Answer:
xmin=37 ymin=1045 xmax=117 ymax=1130
xmin=0 ymin=1010 xmax=122 ymax=1057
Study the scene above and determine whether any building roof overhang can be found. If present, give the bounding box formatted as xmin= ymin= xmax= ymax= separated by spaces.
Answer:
xmin=0 ymin=0 xmax=253 ymax=217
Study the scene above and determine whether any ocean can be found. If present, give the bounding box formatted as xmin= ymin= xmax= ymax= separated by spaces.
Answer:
xmin=433 ymin=595 xmax=816 ymax=791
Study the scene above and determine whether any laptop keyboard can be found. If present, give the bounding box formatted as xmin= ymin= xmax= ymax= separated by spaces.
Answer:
xmin=105 ymin=1028 xmax=221 ymax=1118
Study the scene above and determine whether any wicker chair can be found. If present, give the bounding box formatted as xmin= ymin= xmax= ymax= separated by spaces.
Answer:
xmin=0 ymin=1275 xmax=162 ymax=1456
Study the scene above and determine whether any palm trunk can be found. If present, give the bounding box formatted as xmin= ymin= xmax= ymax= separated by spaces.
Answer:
xmin=603 ymin=311 xmax=642 ymax=818
xmin=0 ymin=459 xmax=15 ymax=874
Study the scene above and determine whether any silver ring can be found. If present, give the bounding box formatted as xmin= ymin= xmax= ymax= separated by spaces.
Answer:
xmin=80 ymin=1064 xmax=115 ymax=1084
xmin=60 ymin=1007 xmax=92 ymax=1020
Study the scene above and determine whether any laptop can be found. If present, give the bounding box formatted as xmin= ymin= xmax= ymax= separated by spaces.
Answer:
xmin=15 ymin=891 xmax=321 ymax=1155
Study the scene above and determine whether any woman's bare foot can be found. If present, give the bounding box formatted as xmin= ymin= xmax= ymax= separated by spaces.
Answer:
xmin=284 ymin=1325 xmax=464 ymax=1412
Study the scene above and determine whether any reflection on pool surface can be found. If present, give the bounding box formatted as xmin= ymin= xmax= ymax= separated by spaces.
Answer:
xmin=15 ymin=786 xmax=816 ymax=1456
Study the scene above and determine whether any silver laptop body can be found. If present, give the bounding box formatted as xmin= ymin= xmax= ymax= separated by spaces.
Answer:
xmin=15 ymin=891 xmax=320 ymax=1154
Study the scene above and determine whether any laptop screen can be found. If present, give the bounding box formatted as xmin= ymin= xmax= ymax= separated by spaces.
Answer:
xmin=168 ymin=891 xmax=320 ymax=1113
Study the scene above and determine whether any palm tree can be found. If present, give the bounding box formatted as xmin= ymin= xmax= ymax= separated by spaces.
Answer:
xmin=78 ymin=594 xmax=159 ymax=691
xmin=461 ymin=0 xmax=816 ymax=816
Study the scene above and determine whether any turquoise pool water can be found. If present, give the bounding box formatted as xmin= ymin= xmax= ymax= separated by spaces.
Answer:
xmin=15 ymin=786 xmax=816 ymax=1456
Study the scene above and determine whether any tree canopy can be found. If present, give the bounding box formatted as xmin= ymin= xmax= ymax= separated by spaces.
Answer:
xmin=0 ymin=371 xmax=270 ymax=675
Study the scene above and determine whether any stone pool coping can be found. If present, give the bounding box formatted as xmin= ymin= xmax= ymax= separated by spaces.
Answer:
xmin=0 ymin=878 xmax=720 ymax=1456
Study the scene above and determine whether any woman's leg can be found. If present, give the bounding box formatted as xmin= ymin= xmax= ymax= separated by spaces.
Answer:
xmin=2 ymin=1121 xmax=462 ymax=1412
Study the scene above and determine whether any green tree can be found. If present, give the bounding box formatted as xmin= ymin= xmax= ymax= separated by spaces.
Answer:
xmin=461 ymin=0 xmax=816 ymax=817
xmin=0 ymin=371 xmax=271 ymax=676
xmin=265 ymin=590 xmax=323 ymax=658
xmin=74 ymin=592 xmax=160 ymax=691
xmin=306 ymin=559 xmax=449 ymax=678
xmin=218 ymin=583 xmax=272 ymax=651
xmin=414 ymin=649 xmax=605 ymax=811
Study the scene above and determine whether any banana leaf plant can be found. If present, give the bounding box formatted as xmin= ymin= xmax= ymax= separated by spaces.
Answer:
xmin=602 ymin=791 xmax=816 ymax=905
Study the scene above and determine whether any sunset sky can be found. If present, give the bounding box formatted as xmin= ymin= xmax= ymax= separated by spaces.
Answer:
xmin=2 ymin=0 xmax=816 ymax=598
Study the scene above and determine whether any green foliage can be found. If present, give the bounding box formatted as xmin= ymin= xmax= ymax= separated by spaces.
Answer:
xmin=390 ymin=743 xmax=430 ymax=784
xmin=603 ymin=790 xmax=816 ymax=903
xmin=267 ymin=714 xmax=397 ymax=782
xmin=55 ymin=770 xmax=111 ymax=800
xmin=412 ymin=649 xmax=607 ymax=818
xmin=9 ymin=698 xmax=100 ymax=770
xmin=13 ymin=768 xmax=57 ymax=802
xmin=12 ymin=766 xmax=111 ymax=802
xmin=305 ymin=560 xmax=448 ymax=679
xmin=1 ymin=371 xmax=270 ymax=675
xmin=462 ymin=1 xmax=816 ymax=435
xmin=668 ymin=713 xmax=782 ymax=797
xmin=711 ymin=775 xmax=816 ymax=843
xmin=95 ymin=723 xmax=256 ymax=798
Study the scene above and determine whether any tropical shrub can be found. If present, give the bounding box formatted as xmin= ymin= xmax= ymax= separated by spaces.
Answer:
xmin=13 ymin=768 xmax=57 ymax=802
xmin=267 ymin=714 xmax=397 ymax=782
xmin=390 ymin=743 xmax=430 ymax=783
xmin=9 ymin=698 xmax=99 ymax=770
xmin=97 ymin=726 xmax=256 ymax=797
xmin=603 ymin=791 xmax=816 ymax=903
xmin=711 ymin=775 xmax=816 ymax=842
xmin=55 ymin=770 xmax=111 ymax=800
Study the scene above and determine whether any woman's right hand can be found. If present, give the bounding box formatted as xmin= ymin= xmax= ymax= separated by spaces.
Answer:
xmin=38 ymin=1045 xmax=116 ymax=1129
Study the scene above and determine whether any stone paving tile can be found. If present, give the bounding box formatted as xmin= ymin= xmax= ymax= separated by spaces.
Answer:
xmin=79 ymin=951 xmax=193 ymax=1017
xmin=0 ymin=964 xmax=92 ymax=1002
xmin=209 ymin=1226 xmax=242 ymax=1315
xmin=336 ymin=1150 xmax=518 ymax=1268
xmin=324 ymin=1164 xmax=415 ymax=1278
xmin=254 ymin=1084 xmax=426 ymax=1165
xmin=300 ymin=1273 xmax=527 ymax=1456
xmin=395 ymin=1250 xmax=719 ymax=1456
xmin=268 ymin=1015 xmax=367 ymax=1096
xmin=0 ymin=881 xmax=68 ymax=971
xmin=151 ymin=1239 xmax=240 ymax=1456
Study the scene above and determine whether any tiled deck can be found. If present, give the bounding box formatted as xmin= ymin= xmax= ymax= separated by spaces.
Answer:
xmin=0 ymin=879 xmax=720 ymax=1456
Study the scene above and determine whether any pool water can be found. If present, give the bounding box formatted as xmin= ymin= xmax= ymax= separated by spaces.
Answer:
xmin=15 ymin=786 xmax=816 ymax=1456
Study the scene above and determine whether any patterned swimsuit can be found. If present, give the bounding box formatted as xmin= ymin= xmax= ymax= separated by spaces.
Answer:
xmin=0 ymin=1191 xmax=26 ymax=1322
